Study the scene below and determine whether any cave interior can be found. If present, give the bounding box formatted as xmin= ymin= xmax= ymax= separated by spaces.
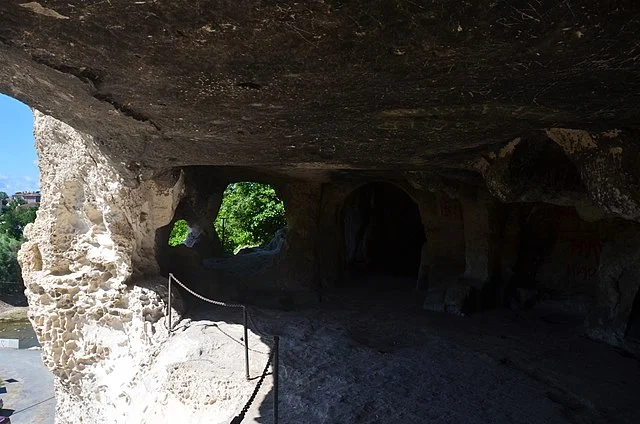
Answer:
xmin=3 ymin=1 xmax=640 ymax=421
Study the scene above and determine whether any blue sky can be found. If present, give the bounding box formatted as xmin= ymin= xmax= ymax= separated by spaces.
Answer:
xmin=0 ymin=93 xmax=39 ymax=195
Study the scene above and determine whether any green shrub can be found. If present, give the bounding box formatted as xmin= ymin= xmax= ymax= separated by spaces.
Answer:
xmin=0 ymin=196 xmax=38 ymax=287
xmin=215 ymin=182 xmax=286 ymax=253
xmin=0 ymin=233 xmax=22 ymax=284
xmin=168 ymin=219 xmax=189 ymax=246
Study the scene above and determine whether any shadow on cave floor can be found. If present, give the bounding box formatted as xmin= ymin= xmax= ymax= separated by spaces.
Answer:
xmin=177 ymin=284 xmax=640 ymax=424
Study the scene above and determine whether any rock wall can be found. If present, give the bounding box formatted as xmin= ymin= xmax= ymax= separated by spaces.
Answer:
xmin=17 ymin=114 xmax=640 ymax=423
xmin=18 ymin=113 xmax=185 ymax=423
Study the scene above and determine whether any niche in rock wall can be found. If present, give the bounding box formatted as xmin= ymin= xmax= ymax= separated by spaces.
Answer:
xmin=504 ymin=204 xmax=604 ymax=312
xmin=342 ymin=182 xmax=426 ymax=288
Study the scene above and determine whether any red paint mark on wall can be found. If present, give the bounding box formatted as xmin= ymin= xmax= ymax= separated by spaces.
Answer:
xmin=570 ymin=240 xmax=602 ymax=262
xmin=438 ymin=197 xmax=462 ymax=220
xmin=566 ymin=239 xmax=602 ymax=282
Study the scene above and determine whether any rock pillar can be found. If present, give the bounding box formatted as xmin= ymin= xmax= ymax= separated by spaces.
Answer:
xmin=18 ymin=113 xmax=184 ymax=423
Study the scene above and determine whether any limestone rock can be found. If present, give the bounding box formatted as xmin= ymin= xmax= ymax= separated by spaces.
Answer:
xmin=18 ymin=113 xmax=185 ymax=423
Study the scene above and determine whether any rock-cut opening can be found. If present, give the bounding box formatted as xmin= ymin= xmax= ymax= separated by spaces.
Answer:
xmin=213 ymin=181 xmax=287 ymax=255
xmin=342 ymin=182 xmax=426 ymax=289
xmin=157 ymin=175 xmax=289 ymax=307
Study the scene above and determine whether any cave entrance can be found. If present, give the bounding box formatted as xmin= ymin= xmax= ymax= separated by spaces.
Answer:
xmin=342 ymin=182 xmax=425 ymax=289
xmin=214 ymin=182 xmax=287 ymax=255
xmin=160 ymin=178 xmax=288 ymax=305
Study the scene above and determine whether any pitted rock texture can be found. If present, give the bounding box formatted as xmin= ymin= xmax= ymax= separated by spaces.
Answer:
xmin=4 ymin=1 xmax=640 ymax=421
xmin=18 ymin=113 xmax=185 ymax=422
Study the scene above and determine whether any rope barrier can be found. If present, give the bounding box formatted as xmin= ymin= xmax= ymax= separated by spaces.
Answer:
xmin=5 ymin=396 xmax=55 ymax=417
xmin=166 ymin=273 xmax=280 ymax=424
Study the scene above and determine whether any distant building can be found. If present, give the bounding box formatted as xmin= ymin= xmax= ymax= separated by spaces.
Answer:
xmin=13 ymin=191 xmax=41 ymax=204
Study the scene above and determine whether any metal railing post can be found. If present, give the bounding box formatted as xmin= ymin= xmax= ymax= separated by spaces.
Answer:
xmin=167 ymin=274 xmax=172 ymax=332
xmin=243 ymin=306 xmax=250 ymax=380
xmin=273 ymin=335 xmax=279 ymax=424
xmin=165 ymin=273 xmax=280 ymax=422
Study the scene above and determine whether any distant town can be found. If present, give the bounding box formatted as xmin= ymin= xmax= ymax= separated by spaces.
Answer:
xmin=4 ymin=191 xmax=41 ymax=205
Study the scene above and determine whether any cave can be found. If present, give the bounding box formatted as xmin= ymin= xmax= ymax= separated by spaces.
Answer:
xmin=342 ymin=182 xmax=426 ymax=288
xmin=155 ymin=171 xmax=293 ymax=308
xmin=2 ymin=2 xmax=640 ymax=423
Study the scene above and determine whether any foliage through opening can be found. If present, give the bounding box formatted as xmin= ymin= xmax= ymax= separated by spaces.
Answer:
xmin=168 ymin=219 xmax=188 ymax=247
xmin=215 ymin=182 xmax=286 ymax=253
xmin=167 ymin=182 xmax=286 ymax=254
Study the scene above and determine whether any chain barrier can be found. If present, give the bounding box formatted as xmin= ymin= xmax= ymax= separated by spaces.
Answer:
xmin=166 ymin=273 xmax=280 ymax=424
xmin=168 ymin=273 xmax=245 ymax=308
xmin=230 ymin=347 xmax=274 ymax=424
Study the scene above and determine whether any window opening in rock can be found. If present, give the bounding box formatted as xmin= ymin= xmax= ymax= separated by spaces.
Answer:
xmin=506 ymin=205 xmax=603 ymax=313
xmin=0 ymin=94 xmax=39 ymax=305
xmin=168 ymin=219 xmax=189 ymax=246
xmin=214 ymin=182 xmax=286 ymax=255
xmin=159 ymin=179 xmax=288 ymax=305
xmin=342 ymin=182 xmax=425 ymax=288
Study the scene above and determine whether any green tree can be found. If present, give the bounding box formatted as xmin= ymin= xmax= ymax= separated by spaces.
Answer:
xmin=0 ymin=197 xmax=38 ymax=287
xmin=168 ymin=219 xmax=189 ymax=247
xmin=214 ymin=182 xmax=286 ymax=253
xmin=0 ymin=199 xmax=37 ymax=239
xmin=0 ymin=233 xmax=22 ymax=283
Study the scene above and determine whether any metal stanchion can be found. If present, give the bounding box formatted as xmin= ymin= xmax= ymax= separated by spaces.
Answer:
xmin=164 ymin=273 xmax=281 ymax=422
xmin=243 ymin=306 xmax=250 ymax=380
xmin=273 ymin=335 xmax=279 ymax=424
xmin=167 ymin=274 xmax=172 ymax=332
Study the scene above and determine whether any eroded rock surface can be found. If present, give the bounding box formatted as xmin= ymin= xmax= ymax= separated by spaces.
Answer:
xmin=3 ymin=1 xmax=640 ymax=422
xmin=18 ymin=113 xmax=185 ymax=422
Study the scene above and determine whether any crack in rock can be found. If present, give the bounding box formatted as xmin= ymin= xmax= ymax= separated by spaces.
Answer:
xmin=93 ymin=92 xmax=161 ymax=131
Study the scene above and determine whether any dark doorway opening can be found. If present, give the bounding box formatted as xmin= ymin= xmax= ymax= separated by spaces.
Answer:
xmin=342 ymin=182 xmax=425 ymax=288
xmin=627 ymin=288 xmax=640 ymax=343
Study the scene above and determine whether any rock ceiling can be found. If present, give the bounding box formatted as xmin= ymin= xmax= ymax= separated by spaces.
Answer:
xmin=0 ymin=1 xmax=638 ymax=174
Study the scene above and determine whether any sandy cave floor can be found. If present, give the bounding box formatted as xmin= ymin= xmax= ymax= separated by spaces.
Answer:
xmin=178 ymin=284 xmax=640 ymax=424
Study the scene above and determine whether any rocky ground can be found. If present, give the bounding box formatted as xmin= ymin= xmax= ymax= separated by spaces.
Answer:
xmin=0 ymin=303 xmax=27 ymax=322
xmin=178 ymin=283 xmax=640 ymax=424
xmin=3 ymin=281 xmax=639 ymax=424
xmin=0 ymin=297 xmax=27 ymax=318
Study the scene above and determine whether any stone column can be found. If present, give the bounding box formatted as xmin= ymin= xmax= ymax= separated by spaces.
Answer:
xmin=416 ymin=191 xmax=466 ymax=289
xmin=461 ymin=189 xmax=499 ymax=284
xmin=18 ymin=113 xmax=184 ymax=423
xmin=414 ymin=190 xmax=468 ymax=314
xmin=278 ymin=182 xmax=323 ymax=292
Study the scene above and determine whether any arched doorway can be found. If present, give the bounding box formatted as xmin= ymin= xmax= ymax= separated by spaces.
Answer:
xmin=342 ymin=182 xmax=425 ymax=288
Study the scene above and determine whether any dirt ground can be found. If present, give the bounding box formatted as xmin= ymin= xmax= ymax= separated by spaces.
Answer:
xmin=0 ymin=287 xmax=28 ymax=320
xmin=185 ymin=286 xmax=640 ymax=424
xmin=3 ymin=283 xmax=639 ymax=423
